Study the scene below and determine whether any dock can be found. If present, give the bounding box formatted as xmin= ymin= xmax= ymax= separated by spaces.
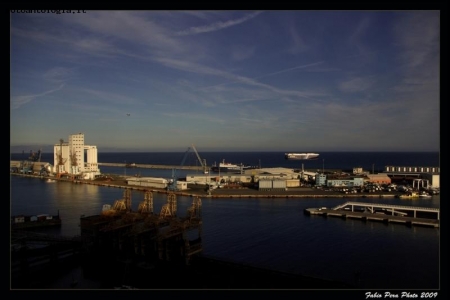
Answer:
xmin=304 ymin=202 xmax=439 ymax=228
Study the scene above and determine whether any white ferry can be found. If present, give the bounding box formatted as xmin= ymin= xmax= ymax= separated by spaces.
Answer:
xmin=285 ymin=153 xmax=320 ymax=160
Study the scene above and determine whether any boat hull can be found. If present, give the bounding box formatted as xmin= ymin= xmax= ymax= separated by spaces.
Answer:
xmin=211 ymin=160 xmax=258 ymax=173
xmin=285 ymin=153 xmax=320 ymax=160
xmin=211 ymin=166 xmax=258 ymax=173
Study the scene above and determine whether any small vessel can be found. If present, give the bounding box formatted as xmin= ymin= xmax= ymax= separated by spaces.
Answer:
xmin=125 ymin=163 xmax=137 ymax=168
xmin=419 ymin=191 xmax=432 ymax=198
xmin=211 ymin=159 xmax=258 ymax=173
xmin=398 ymin=191 xmax=419 ymax=199
xmin=285 ymin=153 xmax=320 ymax=160
xmin=11 ymin=211 xmax=62 ymax=230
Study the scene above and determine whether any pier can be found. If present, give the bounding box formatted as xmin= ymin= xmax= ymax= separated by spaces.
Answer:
xmin=305 ymin=202 xmax=439 ymax=228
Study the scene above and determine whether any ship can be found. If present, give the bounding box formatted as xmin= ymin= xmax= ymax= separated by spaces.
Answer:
xmin=285 ymin=153 xmax=320 ymax=160
xmin=11 ymin=211 xmax=61 ymax=230
xmin=397 ymin=191 xmax=419 ymax=199
xmin=211 ymin=159 xmax=258 ymax=173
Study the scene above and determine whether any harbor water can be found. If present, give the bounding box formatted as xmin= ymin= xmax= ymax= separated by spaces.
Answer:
xmin=10 ymin=151 xmax=441 ymax=290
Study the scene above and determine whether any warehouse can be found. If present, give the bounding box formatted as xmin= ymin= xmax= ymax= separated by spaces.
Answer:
xmin=366 ymin=174 xmax=392 ymax=184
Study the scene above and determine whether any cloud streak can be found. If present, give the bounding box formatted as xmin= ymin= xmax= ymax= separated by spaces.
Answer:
xmin=11 ymin=84 xmax=65 ymax=109
xmin=176 ymin=11 xmax=262 ymax=36
xmin=10 ymin=11 xmax=439 ymax=151
xmin=338 ymin=77 xmax=375 ymax=93
xmin=254 ymin=61 xmax=326 ymax=80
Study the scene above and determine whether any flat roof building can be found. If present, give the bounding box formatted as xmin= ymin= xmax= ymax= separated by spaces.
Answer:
xmin=53 ymin=133 xmax=100 ymax=179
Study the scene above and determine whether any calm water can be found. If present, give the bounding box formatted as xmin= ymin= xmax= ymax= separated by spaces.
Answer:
xmin=10 ymin=152 xmax=441 ymax=290
xmin=11 ymin=151 xmax=440 ymax=171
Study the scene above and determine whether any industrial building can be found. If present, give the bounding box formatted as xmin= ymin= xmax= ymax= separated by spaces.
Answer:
xmin=189 ymin=168 xmax=300 ymax=182
xmin=312 ymin=165 xmax=440 ymax=188
xmin=323 ymin=176 xmax=365 ymax=188
xmin=365 ymin=174 xmax=392 ymax=184
xmin=182 ymin=167 xmax=305 ymax=191
xmin=53 ymin=133 xmax=100 ymax=179
xmin=258 ymin=179 xmax=301 ymax=191
xmin=383 ymin=165 xmax=440 ymax=188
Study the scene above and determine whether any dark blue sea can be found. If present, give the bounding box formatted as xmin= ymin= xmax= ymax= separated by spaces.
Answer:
xmin=10 ymin=152 xmax=441 ymax=290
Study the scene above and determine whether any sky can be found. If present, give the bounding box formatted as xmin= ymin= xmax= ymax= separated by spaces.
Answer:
xmin=10 ymin=10 xmax=440 ymax=152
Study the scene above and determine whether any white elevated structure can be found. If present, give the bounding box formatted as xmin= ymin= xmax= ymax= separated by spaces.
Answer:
xmin=53 ymin=132 xmax=101 ymax=179
xmin=126 ymin=177 xmax=188 ymax=190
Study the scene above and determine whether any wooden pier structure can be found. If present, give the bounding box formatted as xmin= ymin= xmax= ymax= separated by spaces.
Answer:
xmin=79 ymin=190 xmax=203 ymax=265
xmin=304 ymin=201 xmax=439 ymax=228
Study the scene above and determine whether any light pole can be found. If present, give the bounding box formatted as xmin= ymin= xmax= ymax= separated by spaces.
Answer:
xmin=124 ymin=160 xmax=126 ymax=177
xmin=322 ymin=159 xmax=325 ymax=174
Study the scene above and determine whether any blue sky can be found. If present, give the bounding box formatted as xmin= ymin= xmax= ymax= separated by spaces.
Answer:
xmin=10 ymin=10 xmax=440 ymax=152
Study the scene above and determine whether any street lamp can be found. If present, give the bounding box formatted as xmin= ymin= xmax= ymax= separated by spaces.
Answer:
xmin=322 ymin=159 xmax=325 ymax=174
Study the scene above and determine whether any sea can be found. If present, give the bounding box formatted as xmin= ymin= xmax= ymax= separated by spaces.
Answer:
xmin=10 ymin=151 xmax=442 ymax=291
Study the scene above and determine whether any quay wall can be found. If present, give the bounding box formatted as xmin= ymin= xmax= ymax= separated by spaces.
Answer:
xmin=10 ymin=173 xmax=402 ymax=199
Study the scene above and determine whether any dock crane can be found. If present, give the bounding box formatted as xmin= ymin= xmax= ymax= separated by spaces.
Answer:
xmin=167 ymin=147 xmax=192 ymax=191
xmin=191 ymin=144 xmax=208 ymax=174
xmin=28 ymin=149 xmax=42 ymax=162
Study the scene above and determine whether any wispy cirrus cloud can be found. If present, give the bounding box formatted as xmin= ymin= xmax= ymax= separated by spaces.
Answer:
xmin=11 ymin=84 xmax=65 ymax=109
xmin=254 ymin=61 xmax=325 ymax=80
xmin=338 ymin=77 xmax=375 ymax=93
xmin=12 ymin=26 xmax=122 ymax=59
xmin=230 ymin=45 xmax=255 ymax=61
xmin=43 ymin=67 xmax=76 ymax=83
xmin=177 ymin=59 xmax=329 ymax=100
xmin=394 ymin=12 xmax=439 ymax=70
xmin=288 ymin=25 xmax=308 ymax=54
xmin=79 ymin=88 xmax=142 ymax=106
xmin=175 ymin=11 xmax=263 ymax=36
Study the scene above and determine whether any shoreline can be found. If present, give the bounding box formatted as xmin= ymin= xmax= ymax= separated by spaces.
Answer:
xmin=11 ymin=173 xmax=403 ymax=199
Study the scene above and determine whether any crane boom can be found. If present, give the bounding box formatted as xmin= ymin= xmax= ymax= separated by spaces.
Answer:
xmin=167 ymin=147 xmax=191 ymax=191
xmin=191 ymin=144 xmax=204 ymax=167
xmin=191 ymin=144 xmax=209 ymax=173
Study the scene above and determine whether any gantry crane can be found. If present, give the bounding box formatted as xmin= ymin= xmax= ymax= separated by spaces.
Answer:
xmin=111 ymin=189 xmax=132 ymax=212
xmin=159 ymin=193 xmax=177 ymax=218
xmin=28 ymin=149 xmax=42 ymax=162
xmin=137 ymin=190 xmax=154 ymax=214
xmin=187 ymin=196 xmax=202 ymax=220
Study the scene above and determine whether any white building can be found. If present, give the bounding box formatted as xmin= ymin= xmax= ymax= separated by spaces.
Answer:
xmin=53 ymin=133 xmax=100 ymax=179
xmin=126 ymin=177 xmax=189 ymax=190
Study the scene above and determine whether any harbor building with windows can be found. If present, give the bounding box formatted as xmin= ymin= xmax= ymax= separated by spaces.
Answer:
xmin=53 ymin=133 xmax=100 ymax=180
